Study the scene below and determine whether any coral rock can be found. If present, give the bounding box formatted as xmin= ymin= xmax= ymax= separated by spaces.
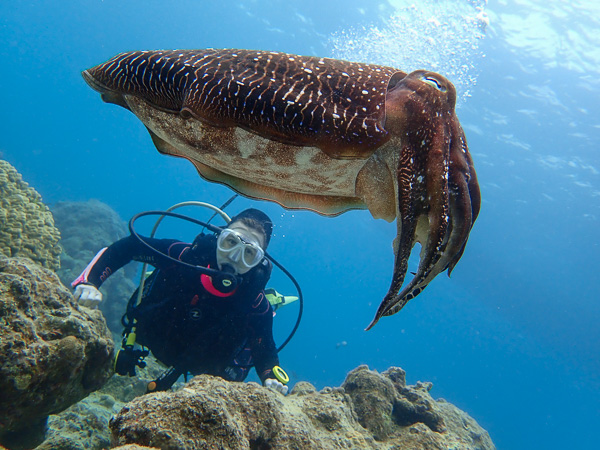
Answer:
xmin=342 ymin=365 xmax=399 ymax=440
xmin=0 ymin=256 xmax=114 ymax=448
xmin=110 ymin=367 xmax=495 ymax=449
xmin=0 ymin=160 xmax=61 ymax=271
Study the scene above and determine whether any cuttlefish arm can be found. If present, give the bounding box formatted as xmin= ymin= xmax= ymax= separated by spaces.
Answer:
xmin=365 ymin=71 xmax=480 ymax=330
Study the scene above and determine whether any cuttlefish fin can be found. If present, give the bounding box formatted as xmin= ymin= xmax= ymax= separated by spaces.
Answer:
xmin=356 ymin=152 xmax=397 ymax=222
xmin=147 ymin=128 xmax=181 ymax=156
xmin=146 ymin=128 xmax=364 ymax=216
xmin=194 ymin=160 xmax=365 ymax=216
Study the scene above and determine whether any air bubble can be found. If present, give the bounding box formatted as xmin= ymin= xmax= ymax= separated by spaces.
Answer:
xmin=328 ymin=0 xmax=486 ymax=106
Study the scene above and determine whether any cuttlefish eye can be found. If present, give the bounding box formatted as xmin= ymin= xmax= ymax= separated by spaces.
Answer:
xmin=420 ymin=74 xmax=447 ymax=92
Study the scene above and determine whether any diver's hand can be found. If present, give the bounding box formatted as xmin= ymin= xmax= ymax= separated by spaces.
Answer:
xmin=74 ymin=283 xmax=103 ymax=308
xmin=265 ymin=378 xmax=288 ymax=395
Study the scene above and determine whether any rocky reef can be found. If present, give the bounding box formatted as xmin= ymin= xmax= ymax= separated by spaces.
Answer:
xmin=0 ymin=160 xmax=61 ymax=271
xmin=0 ymin=256 xmax=114 ymax=449
xmin=107 ymin=365 xmax=494 ymax=449
xmin=33 ymin=364 xmax=495 ymax=449
xmin=52 ymin=199 xmax=138 ymax=333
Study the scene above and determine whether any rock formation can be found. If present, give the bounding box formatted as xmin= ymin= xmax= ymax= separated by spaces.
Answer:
xmin=36 ymin=356 xmax=166 ymax=450
xmin=109 ymin=365 xmax=495 ymax=449
xmin=0 ymin=160 xmax=61 ymax=271
xmin=0 ymin=256 xmax=114 ymax=449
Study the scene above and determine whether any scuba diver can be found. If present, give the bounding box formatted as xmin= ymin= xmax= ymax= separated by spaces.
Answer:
xmin=71 ymin=208 xmax=290 ymax=395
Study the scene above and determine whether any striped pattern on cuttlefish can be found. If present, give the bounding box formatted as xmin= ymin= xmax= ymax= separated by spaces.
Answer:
xmin=82 ymin=48 xmax=480 ymax=329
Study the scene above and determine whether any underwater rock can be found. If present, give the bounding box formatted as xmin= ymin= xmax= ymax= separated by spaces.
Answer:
xmin=0 ymin=160 xmax=61 ymax=271
xmin=342 ymin=365 xmax=400 ymax=440
xmin=52 ymin=199 xmax=138 ymax=333
xmin=34 ymin=390 xmax=120 ymax=450
xmin=110 ymin=365 xmax=495 ymax=449
xmin=0 ymin=256 xmax=114 ymax=449
xmin=36 ymin=356 xmax=166 ymax=450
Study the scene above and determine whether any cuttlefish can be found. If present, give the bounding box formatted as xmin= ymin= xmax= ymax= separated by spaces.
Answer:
xmin=82 ymin=49 xmax=480 ymax=329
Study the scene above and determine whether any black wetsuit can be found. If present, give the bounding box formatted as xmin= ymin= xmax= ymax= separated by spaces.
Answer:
xmin=76 ymin=234 xmax=279 ymax=383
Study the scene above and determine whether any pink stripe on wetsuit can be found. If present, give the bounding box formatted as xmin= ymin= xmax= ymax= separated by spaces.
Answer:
xmin=71 ymin=247 xmax=107 ymax=287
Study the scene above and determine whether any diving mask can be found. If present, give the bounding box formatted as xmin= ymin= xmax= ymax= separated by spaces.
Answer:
xmin=216 ymin=228 xmax=265 ymax=274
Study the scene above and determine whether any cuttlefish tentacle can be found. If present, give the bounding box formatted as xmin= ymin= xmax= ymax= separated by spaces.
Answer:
xmin=446 ymin=126 xmax=479 ymax=275
xmin=374 ymin=138 xmax=421 ymax=320
xmin=379 ymin=73 xmax=479 ymax=323
xmin=366 ymin=71 xmax=461 ymax=329
xmin=456 ymin=148 xmax=482 ymax=268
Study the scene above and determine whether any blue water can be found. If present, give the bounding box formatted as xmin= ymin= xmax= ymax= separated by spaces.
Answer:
xmin=2 ymin=1 xmax=599 ymax=448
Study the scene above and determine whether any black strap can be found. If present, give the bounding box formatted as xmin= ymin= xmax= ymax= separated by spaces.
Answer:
xmin=146 ymin=366 xmax=183 ymax=393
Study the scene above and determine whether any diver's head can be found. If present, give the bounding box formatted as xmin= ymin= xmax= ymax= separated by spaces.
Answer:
xmin=216 ymin=208 xmax=272 ymax=275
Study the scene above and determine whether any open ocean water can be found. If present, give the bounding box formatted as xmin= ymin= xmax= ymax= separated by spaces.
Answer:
xmin=1 ymin=1 xmax=599 ymax=448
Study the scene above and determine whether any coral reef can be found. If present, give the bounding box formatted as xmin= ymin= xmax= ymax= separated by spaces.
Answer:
xmin=52 ymin=199 xmax=138 ymax=333
xmin=0 ymin=256 xmax=114 ymax=449
xmin=0 ymin=160 xmax=61 ymax=271
xmin=110 ymin=365 xmax=495 ymax=449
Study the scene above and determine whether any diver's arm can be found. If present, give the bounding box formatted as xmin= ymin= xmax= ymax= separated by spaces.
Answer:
xmin=248 ymin=294 xmax=281 ymax=383
xmin=72 ymin=235 xmax=184 ymax=289
xmin=250 ymin=307 xmax=288 ymax=395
